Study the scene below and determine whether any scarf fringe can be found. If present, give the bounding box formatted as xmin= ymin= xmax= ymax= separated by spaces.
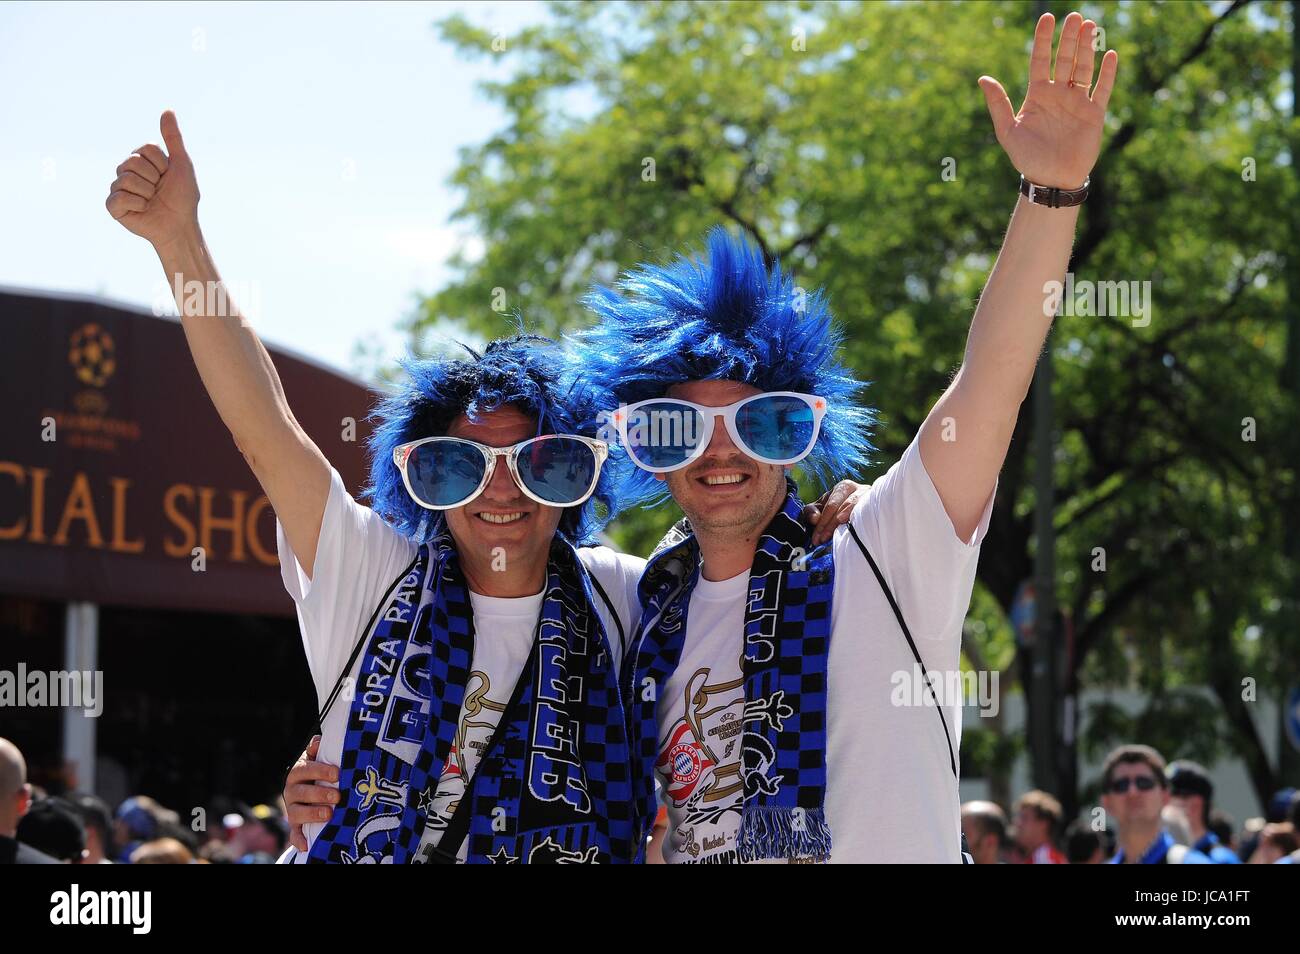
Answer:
xmin=736 ymin=805 xmax=832 ymax=862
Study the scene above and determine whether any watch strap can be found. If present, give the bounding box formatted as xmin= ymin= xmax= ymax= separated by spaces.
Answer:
xmin=1019 ymin=174 xmax=1090 ymax=208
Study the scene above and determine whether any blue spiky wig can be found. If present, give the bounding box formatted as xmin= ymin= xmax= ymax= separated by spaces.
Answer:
xmin=361 ymin=333 xmax=619 ymax=546
xmin=573 ymin=227 xmax=875 ymax=507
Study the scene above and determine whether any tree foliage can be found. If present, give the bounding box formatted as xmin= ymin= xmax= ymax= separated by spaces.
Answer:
xmin=411 ymin=0 xmax=1296 ymax=804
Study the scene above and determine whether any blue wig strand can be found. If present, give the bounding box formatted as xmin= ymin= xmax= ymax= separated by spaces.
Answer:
xmin=361 ymin=333 xmax=619 ymax=546
xmin=572 ymin=227 xmax=875 ymax=507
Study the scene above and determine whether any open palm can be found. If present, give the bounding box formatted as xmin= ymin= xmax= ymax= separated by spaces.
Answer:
xmin=979 ymin=12 xmax=1119 ymax=190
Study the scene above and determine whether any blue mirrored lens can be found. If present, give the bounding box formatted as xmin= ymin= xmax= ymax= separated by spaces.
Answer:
xmin=735 ymin=395 xmax=815 ymax=461
xmin=517 ymin=437 xmax=597 ymax=504
xmin=407 ymin=440 xmax=486 ymax=507
xmin=623 ymin=401 xmax=706 ymax=470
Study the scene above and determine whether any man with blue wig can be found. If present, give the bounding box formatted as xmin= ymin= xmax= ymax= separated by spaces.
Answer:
xmin=108 ymin=113 xmax=657 ymax=861
xmin=270 ymin=336 xmax=653 ymax=863
xmin=572 ymin=11 xmax=1118 ymax=863
xmin=577 ymin=227 xmax=948 ymax=864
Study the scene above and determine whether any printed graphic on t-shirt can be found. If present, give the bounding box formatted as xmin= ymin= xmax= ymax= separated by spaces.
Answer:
xmin=656 ymin=665 xmax=747 ymax=862
xmin=423 ymin=670 xmax=508 ymax=838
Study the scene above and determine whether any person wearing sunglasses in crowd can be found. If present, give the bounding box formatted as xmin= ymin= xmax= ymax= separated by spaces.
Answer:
xmin=568 ymin=11 xmax=1118 ymax=864
xmin=1101 ymin=746 xmax=1212 ymax=864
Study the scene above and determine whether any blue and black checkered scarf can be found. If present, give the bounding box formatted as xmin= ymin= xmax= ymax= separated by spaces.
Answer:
xmin=306 ymin=526 xmax=637 ymax=864
xmin=625 ymin=479 xmax=835 ymax=862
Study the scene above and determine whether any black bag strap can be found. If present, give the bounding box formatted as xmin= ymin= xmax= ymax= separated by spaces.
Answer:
xmin=423 ymin=613 xmax=539 ymax=864
xmin=317 ymin=551 xmax=422 ymax=729
xmin=284 ymin=552 xmax=422 ymax=783
xmin=847 ymin=522 xmax=971 ymax=863
xmin=846 ymin=523 xmax=958 ymax=779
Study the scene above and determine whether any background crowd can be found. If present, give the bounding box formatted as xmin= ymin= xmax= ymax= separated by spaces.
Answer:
xmin=7 ymin=733 xmax=1299 ymax=864
xmin=960 ymin=743 xmax=1300 ymax=864
xmin=1 ymin=736 xmax=286 ymax=864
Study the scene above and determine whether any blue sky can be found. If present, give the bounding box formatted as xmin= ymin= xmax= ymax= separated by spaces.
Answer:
xmin=0 ymin=0 xmax=552 ymax=379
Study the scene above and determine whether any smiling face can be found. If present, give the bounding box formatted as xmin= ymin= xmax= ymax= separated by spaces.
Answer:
xmin=441 ymin=405 xmax=563 ymax=572
xmin=657 ymin=380 xmax=790 ymax=539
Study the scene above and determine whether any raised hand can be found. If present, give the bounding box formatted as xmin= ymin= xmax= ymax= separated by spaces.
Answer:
xmin=978 ymin=12 xmax=1119 ymax=190
xmin=105 ymin=110 xmax=200 ymax=250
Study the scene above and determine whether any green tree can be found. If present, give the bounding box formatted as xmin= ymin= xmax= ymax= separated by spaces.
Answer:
xmin=412 ymin=0 xmax=1297 ymax=809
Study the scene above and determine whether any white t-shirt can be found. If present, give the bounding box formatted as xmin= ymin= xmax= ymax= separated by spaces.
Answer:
xmin=275 ymin=465 xmax=645 ymax=863
xmin=654 ymin=435 xmax=994 ymax=863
